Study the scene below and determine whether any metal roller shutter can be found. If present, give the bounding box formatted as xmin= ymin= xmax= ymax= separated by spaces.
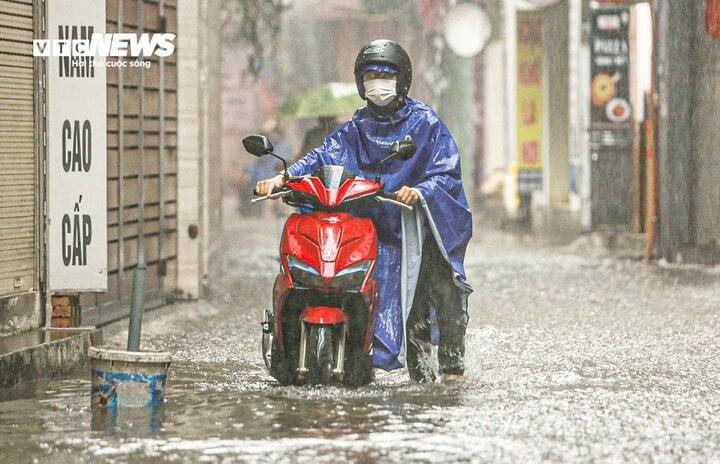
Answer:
xmin=0 ymin=0 xmax=36 ymax=295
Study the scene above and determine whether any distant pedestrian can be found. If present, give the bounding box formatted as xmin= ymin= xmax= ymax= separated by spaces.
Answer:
xmin=297 ymin=116 xmax=338 ymax=162
xmin=254 ymin=119 xmax=291 ymax=217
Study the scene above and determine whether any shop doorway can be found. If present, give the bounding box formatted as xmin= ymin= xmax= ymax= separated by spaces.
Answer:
xmin=589 ymin=2 xmax=653 ymax=231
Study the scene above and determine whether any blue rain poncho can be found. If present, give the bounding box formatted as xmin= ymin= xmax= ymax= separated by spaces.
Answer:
xmin=287 ymin=97 xmax=473 ymax=370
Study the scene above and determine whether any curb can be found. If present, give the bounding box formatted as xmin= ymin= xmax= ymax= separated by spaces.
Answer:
xmin=0 ymin=327 xmax=103 ymax=388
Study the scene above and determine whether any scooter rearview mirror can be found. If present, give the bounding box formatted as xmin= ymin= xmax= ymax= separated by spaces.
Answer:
xmin=389 ymin=139 xmax=417 ymax=161
xmin=375 ymin=137 xmax=417 ymax=183
xmin=243 ymin=134 xmax=274 ymax=157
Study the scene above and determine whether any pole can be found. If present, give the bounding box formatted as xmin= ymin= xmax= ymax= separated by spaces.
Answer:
xmin=645 ymin=0 xmax=657 ymax=262
xmin=158 ymin=0 xmax=166 ymax=301
xmin=439 ymin=50 xmax=476 ymax=210
xmin=118 ymin=0 xmax=125 ymax=301
xmin=128 ymin=0 xmax=146 ymax=351
xmin=127 ymin=260 xmax=146 ymax=351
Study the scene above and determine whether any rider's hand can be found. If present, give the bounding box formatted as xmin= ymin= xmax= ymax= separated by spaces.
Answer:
xmin=396 ymin=186 xmax=420 ymax=206
xmin=255 ymin=174 xmax=286 ymax=196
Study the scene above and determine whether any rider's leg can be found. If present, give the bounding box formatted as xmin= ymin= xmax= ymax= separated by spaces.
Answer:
xmin=424 ymin=237 xmax=469 ymax=376
xmin=406 ymin=252 xmax=435 ymax=383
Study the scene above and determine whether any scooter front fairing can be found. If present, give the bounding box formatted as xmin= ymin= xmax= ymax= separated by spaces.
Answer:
xmin=265 ymin=174 xmax=384 ymax=385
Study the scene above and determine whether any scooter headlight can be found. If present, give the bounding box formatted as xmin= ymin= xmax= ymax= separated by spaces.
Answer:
xmin=330 ymin=261 xmax=372 ymax=291
xmin=287 ymin=256 xmax=324 ymax=288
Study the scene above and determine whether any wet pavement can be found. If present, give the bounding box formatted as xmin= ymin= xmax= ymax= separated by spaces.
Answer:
xmin=1 ymin=209 xmax=720 ymax=463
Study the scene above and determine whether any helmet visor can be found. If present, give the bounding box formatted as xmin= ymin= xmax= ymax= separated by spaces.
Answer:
xmin=361 ymin=63 xmax=397 ymax=76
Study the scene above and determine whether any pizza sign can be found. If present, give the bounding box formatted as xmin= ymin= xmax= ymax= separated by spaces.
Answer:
xmin=590 ymin=6 xmax=632 ymax=127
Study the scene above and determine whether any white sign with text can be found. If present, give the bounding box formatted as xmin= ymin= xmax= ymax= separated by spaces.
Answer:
xmin=47 ymin=0 xmax=107 ymax=291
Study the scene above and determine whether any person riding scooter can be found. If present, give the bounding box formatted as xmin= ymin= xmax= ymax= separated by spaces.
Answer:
xmin=256 ymin=39 xmax=473 ymax=382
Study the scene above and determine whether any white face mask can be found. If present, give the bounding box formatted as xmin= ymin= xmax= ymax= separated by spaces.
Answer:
xmin=364 ymin=78 xmax=397 ymax=107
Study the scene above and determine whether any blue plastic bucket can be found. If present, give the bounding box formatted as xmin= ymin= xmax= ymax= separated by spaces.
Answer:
xmin=89 ymin=346 xmax=172 ymax=409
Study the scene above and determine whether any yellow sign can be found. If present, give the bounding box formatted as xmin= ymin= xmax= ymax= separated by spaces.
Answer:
xmin=516 ymin=11 xmax=543 ymax=173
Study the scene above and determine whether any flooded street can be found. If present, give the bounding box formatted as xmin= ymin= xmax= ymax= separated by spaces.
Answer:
xmin=1 ymin=210 xmax=719 ymax=463
xmin=1 ymin=0 xmax=718 ymax=462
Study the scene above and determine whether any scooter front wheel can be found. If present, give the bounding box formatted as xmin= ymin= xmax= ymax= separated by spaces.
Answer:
xmin=270 ymin=343 xmax=298 ymax=386
xmin=304 ymin=325 xmax=336 ymax=385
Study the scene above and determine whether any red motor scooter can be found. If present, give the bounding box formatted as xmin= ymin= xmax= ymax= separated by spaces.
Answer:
xmin=242 ymin=134 xmax=416 ymax=386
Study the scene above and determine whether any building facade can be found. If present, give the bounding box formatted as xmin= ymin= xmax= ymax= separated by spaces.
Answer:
xmin=0 ymin=0 xmax=42 ymax=336
xmin=481 ymin=0 xmax=720 ymax=263
xmin=482 ymin=0 xmax=654 ymax=239
xmin=0 ymin=0 xmax=222 ymax=338
xmin=655 ymin=0 xmax=720 ymax=263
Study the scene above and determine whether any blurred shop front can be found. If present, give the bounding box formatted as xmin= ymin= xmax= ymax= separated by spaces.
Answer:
xmin=480 ymin=0 xmax=653 ymax=242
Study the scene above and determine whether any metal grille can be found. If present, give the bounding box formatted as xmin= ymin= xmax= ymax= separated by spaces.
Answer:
xmin=0 ymin=0 xmax=36 ymax=296
xmin=81 ymin=0 xmax=178 ymax=325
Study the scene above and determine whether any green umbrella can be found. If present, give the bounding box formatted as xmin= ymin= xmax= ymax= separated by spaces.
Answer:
xmin=277 ymin=82 xmax=364 ymax=119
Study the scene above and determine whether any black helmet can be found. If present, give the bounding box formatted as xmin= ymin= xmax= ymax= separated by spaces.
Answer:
xmin=354 ymin=39 xmax=412 ymax=100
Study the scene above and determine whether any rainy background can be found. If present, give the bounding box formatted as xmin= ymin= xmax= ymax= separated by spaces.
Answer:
xmin=1 ymin=0 xmax=720 ymax=462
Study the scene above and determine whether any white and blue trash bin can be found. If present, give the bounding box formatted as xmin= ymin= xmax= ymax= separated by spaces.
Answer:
xmin=89 ymin=346 xmax=172 ymax=409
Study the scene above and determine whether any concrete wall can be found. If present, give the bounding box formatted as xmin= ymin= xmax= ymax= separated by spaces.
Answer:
xmin=176 ymin=0 xmax=223 ymax=298
xmin=199 ymin=0 xmax=223 ymax=290
xmin=0 ymin=292 xmax=41 ymax=337
xmin=656 ymin=0 xmax=696 ymax=259
xmin=568 ymin=0 xmax=592 ymax=229
xmin=176 ymin=1 xmax=202 ymax=298
xmin=482 ymin=41 xmax=508 ymax=194
xmin=542 ymin=0 xmax=570 ymax=208
xmin=530 ymin=1 xmax=583 ymax=242
xmin=692 ymin=0 xmax=720 ymax=247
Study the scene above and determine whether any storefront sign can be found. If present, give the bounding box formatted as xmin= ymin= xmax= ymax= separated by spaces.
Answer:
xmin=516 ymin=11 xmax=543 ymax=191
xmin=47 ymin=0 xmax=107 ymax=291
xmin=708 ymin=0 xmax=720 ymax=38
xmin=590 ymin=6 xmax=632 ymax=127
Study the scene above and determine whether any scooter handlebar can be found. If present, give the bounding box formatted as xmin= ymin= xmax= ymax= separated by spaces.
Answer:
xmin=251 ymin=188 xmax=291 ymax=204
xmin=252 ymin=186 xmax=286 ymax=196
xmin=251 ymin=185 xmax=411 ymax=209
xmin=379 ymin=191 xmax=399 ymax=201
xmin=377 ymin=191 xmax=412 ymax=210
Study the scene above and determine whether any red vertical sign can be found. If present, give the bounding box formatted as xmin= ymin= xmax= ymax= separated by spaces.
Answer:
xmin=708 ymin=0 xmax=720 ymax=38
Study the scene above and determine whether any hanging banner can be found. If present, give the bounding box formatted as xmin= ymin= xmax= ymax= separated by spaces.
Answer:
xmin=516 ymin=10 xmax=543 ymax=192
xmin=46 ymin=0 xmax=107 ymax=291
xmin=708 ymin=0 xmax=720 ymax=38
xmin=590 ymin=6 xmax=632 ymax=127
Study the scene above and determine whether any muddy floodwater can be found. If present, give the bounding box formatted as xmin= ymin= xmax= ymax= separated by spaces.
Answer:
xmin=1 ymin=212 xmax=719 ymax=463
